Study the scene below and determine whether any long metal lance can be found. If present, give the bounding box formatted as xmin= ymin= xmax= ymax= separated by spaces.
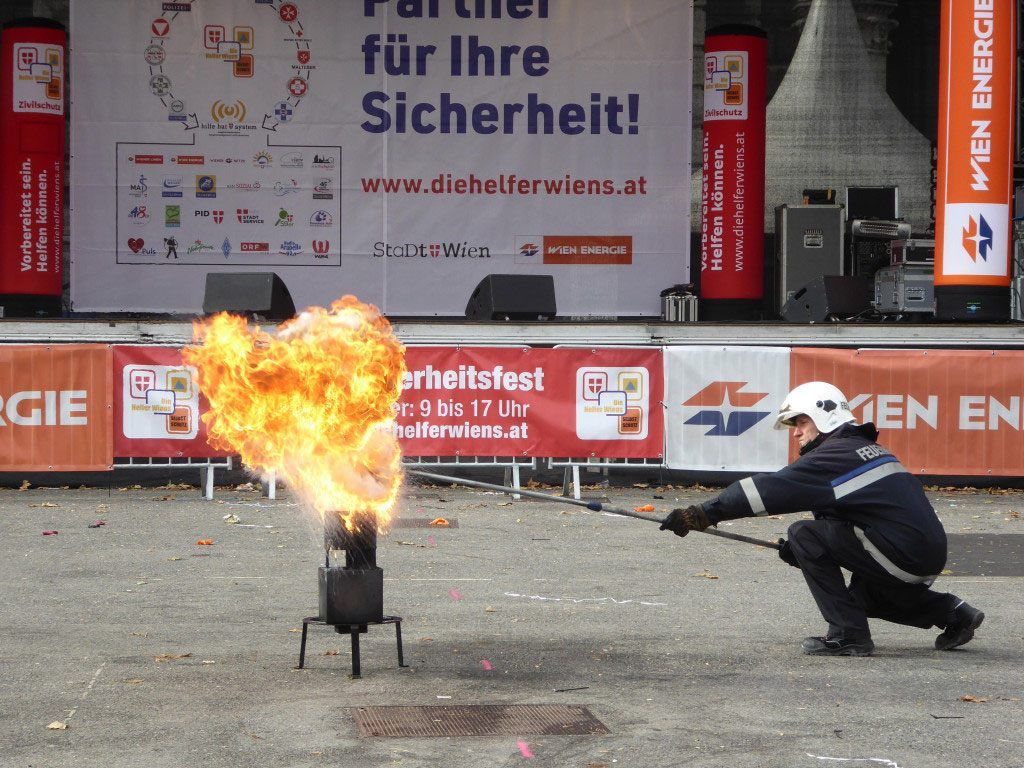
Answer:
xmin=407 ymin=469 xmax=781 ymax=550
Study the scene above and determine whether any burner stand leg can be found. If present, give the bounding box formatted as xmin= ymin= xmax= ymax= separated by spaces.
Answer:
xmin=395 ymin=619 xmax=407 ymax=667
xmin=350 ymin=628 xmax=361 ymax=678
xmin=298 ymin=619 xmax=310 ymax=669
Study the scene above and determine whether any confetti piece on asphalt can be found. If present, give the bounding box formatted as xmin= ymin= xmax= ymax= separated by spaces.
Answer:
xmin=517 ymin=740 xmax=534 ymax=758
xmin=429 ymin=517 xmax=451 ymax=526
xmin=427 ymin=535 xmax=437 ymax=546
xmin=449 ymin=589 xmax=462 ymax=601
xmin=196 ymin=539 xmax=214 ymax=546
xmin=634 ymin=504 xmax=655 ymax=513
xmin=481 ymin=660 xmax=493 ymax=671
xmin=42 ymin=530 xmax=58 ymax=536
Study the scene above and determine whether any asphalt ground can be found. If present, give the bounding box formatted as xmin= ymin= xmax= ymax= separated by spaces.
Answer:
xmin=1 ymin=478 xmax=1022 ymax=768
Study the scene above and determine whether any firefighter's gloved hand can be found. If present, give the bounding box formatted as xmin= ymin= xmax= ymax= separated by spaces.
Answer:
xmin=778 ymin=538 xmax=800 ymax=568
xmin=659 ymin=506 xmax=710 ymax=538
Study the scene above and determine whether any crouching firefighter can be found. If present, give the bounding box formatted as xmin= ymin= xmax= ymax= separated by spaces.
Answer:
xmin=660 ymin=381 xmax=984 ymax=657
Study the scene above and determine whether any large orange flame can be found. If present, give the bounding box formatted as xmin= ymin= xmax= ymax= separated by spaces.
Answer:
xmin=183 ymin=296 xmax=405 ymax=532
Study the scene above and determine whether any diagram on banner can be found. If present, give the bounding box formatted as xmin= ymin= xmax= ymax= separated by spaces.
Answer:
xmin=114 ymin=0 xmax=339 ymax=267
xmin=575 ymin=367 xmax=649 ymax=440
xmin=143 ymin=1 xmax=314 ymax=134
xmin=122 ymin=364 xmax=199 ymax=440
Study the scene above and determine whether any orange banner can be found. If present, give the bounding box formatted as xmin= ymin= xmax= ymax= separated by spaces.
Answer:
xmin=935 ymin=0 xmax=1017 ymax=285
xmin=791 ymin=348 xmax=1024 ymax=475
xmin=0 ymin=345 xmax=113 ymax=471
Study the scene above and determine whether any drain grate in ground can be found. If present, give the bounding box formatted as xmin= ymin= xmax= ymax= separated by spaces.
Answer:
xmin=352 ymin=704 xmax=609 ymax=737
xmin=946 ymin=534 xmax=1024 ymax=577
xmin=391 ymin=518 xmax=458 ymax=529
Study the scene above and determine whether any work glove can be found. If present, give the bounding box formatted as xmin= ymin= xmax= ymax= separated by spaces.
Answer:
xmin=778 ymin=538 xmax=800 ymax=568
xmin=659 ymin=505 xmax=711 ymax=538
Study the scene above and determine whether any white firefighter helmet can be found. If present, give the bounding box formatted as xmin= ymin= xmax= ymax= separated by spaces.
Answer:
xmin=773 ymin=381 xmax=856 ymax=433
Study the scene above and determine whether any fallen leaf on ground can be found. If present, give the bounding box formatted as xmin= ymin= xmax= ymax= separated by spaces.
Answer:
xmin=223 ymin=514 xmax=240 ymax=524
xmin=960 ymin=694 xmax=989 ymax=703
xmin=632 ymin=483 xmax=650 ymax=489
xmin=46 ymin=721 xmax=68 ymax=730
xmin=196 ymin=539 xmax=214 ymax=546
xmin=19 ymin=480 xmax=31 ymax=490
xmin=428 ymin=517 xmax=450 ymax=527
xmin=693 ymin=571 xmax=720 ymax=580
xmin=155 ymin=653 xmax=192 ymax=662
xmin=395 ymin=540 xmax=427 ymax=548
xmin=30 ymin=502 xmax=60 ymax=508
xmin=484 ymin=606 xmax=497 ymax=612
xmin=324 ymin=650 xmax=341 ymax=656
xmin=157 ymin=495 xmax=176 ymax=501
xmin=167 ymin=556 xmax=183 ymax=561
xmin=124 ymin=678 xmax=144 ymax=684
xmin=634 ymin=504 xmax=655 ymax=513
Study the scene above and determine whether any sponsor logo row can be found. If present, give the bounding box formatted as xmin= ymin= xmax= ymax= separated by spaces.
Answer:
xmin=124 ymin=236 xmax=331 ymax=258
xmin=372 ymin=236 xmax=634 ymax=263
xmin=129 ymin=173 xmax=333 ymax=200
xmin=125 ymin=206 xmax=334 ymax=228
xmin=128 ymin=151 xmax=335 ymax=170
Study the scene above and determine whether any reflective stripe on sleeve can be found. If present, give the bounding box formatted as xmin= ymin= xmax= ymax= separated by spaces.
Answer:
xmin=853 ymin=527 xmax=937 ymax=586
xmin=740 ymin=477 xmax=767 ymax=516
xmin=833 ymin=459 xmax=908 ymax=499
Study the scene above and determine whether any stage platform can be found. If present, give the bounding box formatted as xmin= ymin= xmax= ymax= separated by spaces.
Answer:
xmin=1 ymin=319 xmax=1024 ymax=348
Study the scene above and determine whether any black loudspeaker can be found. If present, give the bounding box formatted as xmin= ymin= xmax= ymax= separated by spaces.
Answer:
xmin=465 ymin=274 xmax=556 ymax=320
xmin=781 ymin=276 xmax=872 ymax=322
xmin=202 ymin=272 xmax=296 ymax=320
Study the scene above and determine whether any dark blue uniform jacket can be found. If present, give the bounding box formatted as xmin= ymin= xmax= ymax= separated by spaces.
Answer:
xmin=701 ymin=423 xmax=947 ymax=578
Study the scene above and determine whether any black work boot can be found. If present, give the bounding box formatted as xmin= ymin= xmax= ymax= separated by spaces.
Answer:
xmin=935 ymin=601 xmax=985 ymax=650
xmin=801 ymin=635 xmax=875 ymax=656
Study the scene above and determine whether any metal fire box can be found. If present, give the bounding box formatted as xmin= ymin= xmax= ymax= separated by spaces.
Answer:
xmin=873 ymin=263 xmax=935 ymax=314
xmin=318 ymin=566 xmax=384 ymax=625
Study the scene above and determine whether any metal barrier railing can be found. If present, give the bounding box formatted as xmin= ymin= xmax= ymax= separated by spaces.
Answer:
xmin=546 ymin=457 xmax=665 ymax=499
xmin=111 ymin=456 xmax=234 ymax=500
xmin=403 ymin=456 xmax=536 ymax=499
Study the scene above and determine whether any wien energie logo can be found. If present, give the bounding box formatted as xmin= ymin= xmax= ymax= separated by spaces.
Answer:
xmin=961 ymin=214 xmax=993 ymax=262
xmin=683 ymin=381 xmax=770 ymax=437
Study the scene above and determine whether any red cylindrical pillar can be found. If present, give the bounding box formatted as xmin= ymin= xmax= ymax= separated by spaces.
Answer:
xmin=0 ymin=18 xmax=66 ymax=317
xmin=934 ymin=0 xmax=1017 ymax=320
xmin=699 ymin=25 xmax=767 ymax=320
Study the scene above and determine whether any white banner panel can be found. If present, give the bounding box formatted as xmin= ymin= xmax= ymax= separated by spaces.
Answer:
xmin=70 ymin=0 xmax=692 ymax=315
xmin=664 ymin=346 xmax=791 ymax=471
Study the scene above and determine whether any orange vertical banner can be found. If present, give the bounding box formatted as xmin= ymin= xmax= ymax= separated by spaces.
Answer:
xmin=0 ymin=345 xmax=113 ymax=471
xmin=934 ymin=0 xmax=1017 ymax=319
